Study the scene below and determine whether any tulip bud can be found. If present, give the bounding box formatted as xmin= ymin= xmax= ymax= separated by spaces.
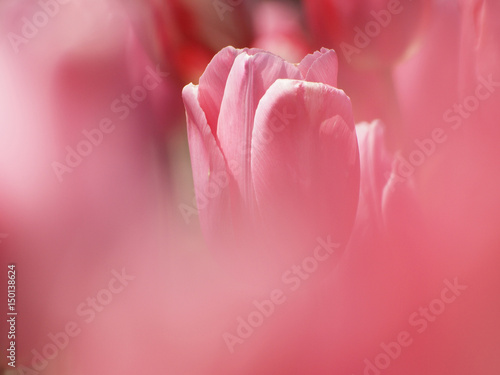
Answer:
xmin=183 ymin=47 xmax=360 ymax=280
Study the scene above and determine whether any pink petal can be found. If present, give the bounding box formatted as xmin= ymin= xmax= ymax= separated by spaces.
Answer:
xmin=182 ymin=83 xmax=233 ymax=243
xmin=197 ymin=46 xmax=275 ymax=136
xmin=299 ymin=48 xmax=338 ymax=87
xmin=198 ymin=46 xmax=241 ymax=135
xmin=354 ymin=120 xmax=392 ymax=236
xmin=251 ymin=78 xmax=359 ymax=246
xmin=298 ymin=50 xmax=324 ymax=77
xmin=216 ymin=51 xmax=301 ymax=212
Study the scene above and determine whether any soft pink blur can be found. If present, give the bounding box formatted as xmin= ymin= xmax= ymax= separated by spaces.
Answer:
xmin=123 ymin=0 xmax=254 ymax=84
xmin=303 ymin=0 xmax=431 ymax=148
xmin=251 ymin=1 xmax=312 ymax=63
xmin=304 ymin=0 xmax=430 ymax=69
xmin=0 ymin=0 xmax=178 ymax=373
xmin=1 ymin=0 xmax=500 ymax=374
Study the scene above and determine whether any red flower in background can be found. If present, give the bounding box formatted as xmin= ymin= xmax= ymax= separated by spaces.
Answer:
xmin=124 ymin=0 xmax=254 ymax=84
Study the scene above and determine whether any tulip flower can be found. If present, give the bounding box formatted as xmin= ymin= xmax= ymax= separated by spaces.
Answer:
xmin=183 ymin=46 xmax=360 ymax=278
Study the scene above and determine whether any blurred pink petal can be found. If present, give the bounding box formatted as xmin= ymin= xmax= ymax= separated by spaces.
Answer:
xmin=353 ymin=120 xmax=392 ymax=239
xmin=304 ymin=0 xmax=430 ymax=69
xmin=395 ymin=0 xmax=461 ymax=145
xmin=0 ymin=1 xmax=177 ymax=373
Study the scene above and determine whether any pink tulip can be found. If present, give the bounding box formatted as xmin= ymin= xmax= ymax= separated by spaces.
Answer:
xmin=352 ymin=120 xmax=392 ymax=243
xmin=183 ymin=46 xmax=360 ymax=279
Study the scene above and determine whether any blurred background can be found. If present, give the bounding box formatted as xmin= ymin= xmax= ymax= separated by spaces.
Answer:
xmin=1 ymin=0 xmax=500 ymax=374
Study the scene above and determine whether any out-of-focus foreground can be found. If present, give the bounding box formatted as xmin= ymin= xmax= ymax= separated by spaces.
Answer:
xmin=1 ymin=0 xmax=500 ymax=374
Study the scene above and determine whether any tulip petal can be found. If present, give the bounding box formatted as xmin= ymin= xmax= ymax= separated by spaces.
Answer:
xmin=298 ymin=49 xmax=324 ymax=77
xmin=198 ymin=46 xmax=240 ymax=135
xmin=198 ymin=47 xmax=268 ymax=135
xmin=299 ymin=48 xmax=338 ymax=87
xmin=355 ymin=120 xmax=392 ymax=235
xmin=344 ymin=121 xmax=393 ymax=258
xmin=182 ymin=83 xmax=233 ymax=242
xmin=216 ymin=52 xmax=301 ymax=212
xmin=251 ymin=79 xmax=359 ymax=243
